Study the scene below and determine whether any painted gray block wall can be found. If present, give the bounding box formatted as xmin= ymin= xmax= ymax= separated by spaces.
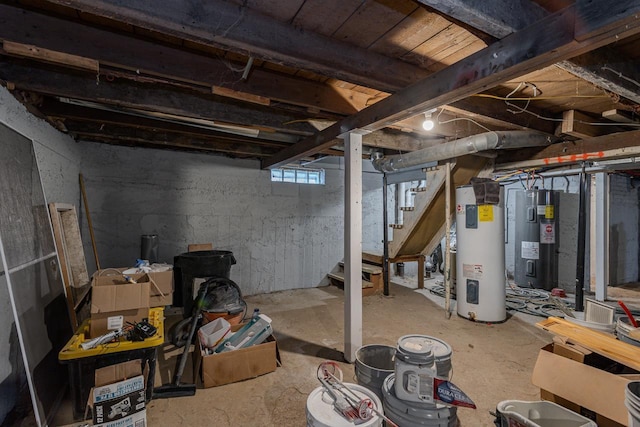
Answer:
xmin=609 ymin=173 xmax=640 ymax=285
xmin=79 ymin=144 xmax=384 ymax=296
xmin=0 ymin=87 xmax=82 ymax=423
xmin=504 ymin=176 xmax=581 ymax=291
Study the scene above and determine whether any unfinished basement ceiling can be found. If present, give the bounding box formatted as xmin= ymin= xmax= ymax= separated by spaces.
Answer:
xmin=0 ymin=0 xmax=639 ymax=166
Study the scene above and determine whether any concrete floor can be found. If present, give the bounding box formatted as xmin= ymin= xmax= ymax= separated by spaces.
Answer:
xmin=51 ymin=278 xmax=554 ymax=427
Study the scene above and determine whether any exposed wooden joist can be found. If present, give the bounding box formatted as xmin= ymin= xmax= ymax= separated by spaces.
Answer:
xmin=417 ymin=0 xmax=640 ymax=104
xmin=0 ymin=4 xmax=549 ymax=147
xmin=67 ymin=121 xmax=283 ymax=157
xmin=414 ymin=0 xmax=548 ymax=39
xmin=42 ymin=0 xmax=429 ymax=92
xmin=602 ymin=109 xmax=639 ymax=124
xmin=2 ymin=40 xmax=99 ymax=72
xmin=555 ymin=52 xmax=640 ymax=104
xmin=495 ymin=129 xmax=640 ymax=170
xmin=446 ymin=96 xmax=557 ymax=134
xmin=559 ymin=109 xmax=608 ymax=139
xmin=0 ymin=4 xmax=359 ymax=115
xmin=38 ymin=99 xmax=288 ymax=147
xmin=263 ymin=2 xmax=640 ymax=169
xmin=77 ymin=133 xmax=276 ymax=158
xmin=0 ymin=59 xmax=315 ymax=135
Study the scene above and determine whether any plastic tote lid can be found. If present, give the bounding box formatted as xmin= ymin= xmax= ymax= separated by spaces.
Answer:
xmin=396 ymin=335 xmax=436 ymax=364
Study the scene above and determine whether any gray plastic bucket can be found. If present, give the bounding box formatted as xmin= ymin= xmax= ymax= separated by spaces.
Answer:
xmin=382 ymin=375 xmax=458 ymax=427
xmin=396 ymin=335 xmax=453 ymax=378
xmin=355 ymin=345 xmax=395 ymax=399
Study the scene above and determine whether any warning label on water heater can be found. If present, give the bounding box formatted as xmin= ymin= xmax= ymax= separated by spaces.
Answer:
xmin=478 ymin=205 xmax=493 ymax=222
xmin=521 ymin=241 xmax=539 ymax=260
xmin=463 ymin=264 xmax=483 ymax=280
xmin=540 ymin=222 xmax=555 ymax=244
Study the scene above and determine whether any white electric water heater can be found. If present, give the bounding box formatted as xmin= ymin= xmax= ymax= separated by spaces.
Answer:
xmin=455 ymin=185 xmax=506 ymax=322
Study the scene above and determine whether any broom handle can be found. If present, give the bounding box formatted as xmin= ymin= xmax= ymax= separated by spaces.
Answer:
xmin=79 ymin=173 xmax=100 ymax=270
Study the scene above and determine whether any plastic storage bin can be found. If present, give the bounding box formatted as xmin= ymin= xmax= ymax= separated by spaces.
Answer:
xmin=496 ymin=400 xmax=597 ymax=427
xmin=58 ymin=307 xmax=164 ymax=419
xmin=198 ymin=317 xmax=231 ymax=348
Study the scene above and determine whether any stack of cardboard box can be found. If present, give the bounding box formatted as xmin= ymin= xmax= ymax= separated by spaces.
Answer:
xmin=90 ymin=269 xmax=173 ymax=337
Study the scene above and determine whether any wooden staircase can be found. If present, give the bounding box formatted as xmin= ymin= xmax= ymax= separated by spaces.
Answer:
xmin=389 ymin=155 xmax=490 ymax=259
xmin=328 ymin=261 xmax=383 ymax=296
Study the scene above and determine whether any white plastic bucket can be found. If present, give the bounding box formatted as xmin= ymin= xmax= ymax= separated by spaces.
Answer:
xmin=625 ymin=381 xmax=640 ymax=427
xmin=306 ymin=383 xmax=383 ymax=427
xmin=355 ymin=345 xmax=395 ymax=399
xmin=496 ymin=400 xmax=597 ymax=427
xmin=616 ymin=316 xmax=640 ymax=347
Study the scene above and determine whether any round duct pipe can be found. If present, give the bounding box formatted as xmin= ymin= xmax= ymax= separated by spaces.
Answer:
xmin=372 ymin=131 xmax=554 ymax=173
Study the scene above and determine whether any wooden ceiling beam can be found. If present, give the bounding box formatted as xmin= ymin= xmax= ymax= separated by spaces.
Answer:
xmin=0 ymin=4 xmax=557 ymax=148
xmin=262 ymin=1 xmax=640 ymax=168
xmin=37 ymin=99 xmax=290 ymax=147
xmin=414 ymin=0 xmax=548 ymax=39
xmin=495 ymin=129 xmax=640 ymax=170
xmin=42 ymin=0 xmax=428 ymax=92
xmin=0 ymin=58 xmax=316 ymax=135
xmin=74 ymin=131 xmax=279 ymax=158
xmin=417 ymin=0 xmax=640 ymax=104
xmin=446 ymin=96 xmax=557 ymax=134
xmin=555 ymin=52 xmax=640 ymax=105
xmin=0 ymin=4 xmax=360 ymax=115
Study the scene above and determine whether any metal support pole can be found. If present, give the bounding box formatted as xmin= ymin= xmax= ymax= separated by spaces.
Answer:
xmin=344 ymin=132 xmax=362 ymax=362
xmin=444 ymin=161 xmax=452 ymax=318
xmin=594 ymin=173 xmax=609 ymax=301
xmin=383 ymin=174 xmax=390 ymax=296
xmin=575 ymin=163 xmax=587 ymax=312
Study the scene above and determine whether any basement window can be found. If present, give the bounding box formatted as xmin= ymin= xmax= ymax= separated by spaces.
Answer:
xmin=270 ymin=167 xmax=325 ymax=185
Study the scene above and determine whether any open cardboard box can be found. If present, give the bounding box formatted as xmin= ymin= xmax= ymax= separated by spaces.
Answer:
xmin=532 ymin=339 xmax=640 ymax=426
xmin=194 ymin=323 xmax=281 ymax=388
xmin=90 ymin=274 xmax=150 ymax=338
xmin=93 ymin=268 xmax=174 ymax=307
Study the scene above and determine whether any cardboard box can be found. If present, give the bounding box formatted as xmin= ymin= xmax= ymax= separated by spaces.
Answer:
xmin=195 ymin=323 xmax=281 ymax=388
xmin=92 ymin=361 xmax=147 ymax=427
xmin=144 ymin=271 xmax=173 ymax=307
xmin=94 ymin=268 xmax=174 ymax=307
xmin=91 ymin=275 xmax=150 ymax=337
xmin=532 ymin=342 xmax=632 ymax=426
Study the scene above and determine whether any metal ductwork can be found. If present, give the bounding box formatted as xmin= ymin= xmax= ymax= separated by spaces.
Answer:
xmin=372 ymin=131 xmax=554 ymax=173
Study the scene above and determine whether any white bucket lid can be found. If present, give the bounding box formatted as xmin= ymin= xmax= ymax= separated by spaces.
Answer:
xmin=306 ymin=383 xmax=382 ymax=427
xmin=397 ymin=335 xmax=451 ymax=363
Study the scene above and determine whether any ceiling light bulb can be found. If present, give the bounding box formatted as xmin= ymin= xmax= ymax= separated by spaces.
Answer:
xmin=422 ymin=109 xmax=437 ymax=131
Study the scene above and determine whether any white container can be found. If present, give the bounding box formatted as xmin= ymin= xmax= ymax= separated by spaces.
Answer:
xmin=616 ymin=316 xmax=640 ymax=347
xmin=383 ymin=375 xmax=458 ymax=427
xmin=496 ymin=400 xmax=597 ymax=427
xmin=198 ymin=317 xmax=231 ymax=348
xmin=306 ymin=383 xmax=382 ymax=427
xmin=214 ymin=313 xmax=272 ymax=353
xmin=394 ymin=335 xmax=438 ymax=403
xmin=626 ymin=381 xmax=640 ymax=427
xmin=455 ymin=185 xmax=506 ymax=322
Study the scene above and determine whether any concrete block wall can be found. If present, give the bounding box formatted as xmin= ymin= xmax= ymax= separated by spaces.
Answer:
xmin=79 ymin=144 xmax=384 ymax=296
xmin=609 ymin=173 xmax=640 ymax=285
xmin=0 ymin=87 xmax=82 ymax=423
